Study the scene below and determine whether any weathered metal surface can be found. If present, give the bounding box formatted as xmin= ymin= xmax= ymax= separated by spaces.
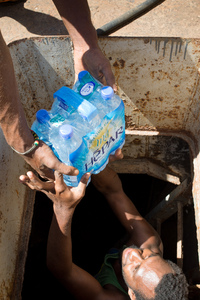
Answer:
xmin=0 ymin=36 xmax=199 ymax=298
xmin=0 ymin=129 xmax=35 ymax=300
xmin=145 ymin=178 xmax=191 ymax=224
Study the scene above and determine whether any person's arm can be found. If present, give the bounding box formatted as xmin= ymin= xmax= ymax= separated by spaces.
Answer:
xmin=0 ymin=30 xmax=34 ymax=153
xmin=52 ymin=0 xmax=116 ymax=89
xmin=91 ymin=167 xmax=163 ymax=253
xmin=0 ymin=31 xmax=78 ymax=180
xmin=19 ymin=171 xmax=120 ymax=300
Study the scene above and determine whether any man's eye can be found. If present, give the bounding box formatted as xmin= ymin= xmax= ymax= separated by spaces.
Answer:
xmin=134 ymin=264 xmax=140 ymax=271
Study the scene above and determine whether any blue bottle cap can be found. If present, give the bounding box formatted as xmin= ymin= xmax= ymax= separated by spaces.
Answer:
xmin=54 ymin=86 xmax=98 ymax=122
xmin=101 ymin=86 xmax=114 ymax=100
xmin=36 ymin=109 xmax=50 ymax=124
xmin=59 ymin=124 xmax=73 ymax=139
xmin=78 ymin=70 xmax=89 ymax=81
xmin=78 ymin=99 xmax=98 ymax=122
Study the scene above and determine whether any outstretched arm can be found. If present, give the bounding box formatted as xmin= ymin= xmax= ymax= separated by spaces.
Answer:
xmin=91 ymin=167 xmax=163 ymax=254
xmin=0 ymin=31 xmax=78 ymax=180
xmin=19 ymin=171 xmax=118 ymax=300
xmin=52 ymin=0 xmax=116 ymax=89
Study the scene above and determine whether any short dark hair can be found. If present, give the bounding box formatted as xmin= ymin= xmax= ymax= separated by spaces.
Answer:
xmin=133 ymin=260 xmax=188 ymax=300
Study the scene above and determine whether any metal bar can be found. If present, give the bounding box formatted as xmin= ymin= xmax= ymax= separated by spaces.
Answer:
xmin=145 ymin=178 xmax=191 ymax=225
xmin=156 ymin=218 xmax=162 ymax=236
xmin=97 ymin=0 xmax=166 ymax=36
xmin=177 ymin=201 xmax=183 ymax=268
xmin=109 ymin=158 xmax=181 ymax=185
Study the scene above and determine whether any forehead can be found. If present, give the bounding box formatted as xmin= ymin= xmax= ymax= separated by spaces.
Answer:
xmin=132 ymin=257 xmax=173 ymax=295
xmin=128 ymin=259 xmax=162 ymax=298
xmin=137 ymin=255 xmax=171 ymax=276
xmin=135 ymin=257 xmax=162 ymax=284
xmin=136 ymin=265 xmax=161 ymax=288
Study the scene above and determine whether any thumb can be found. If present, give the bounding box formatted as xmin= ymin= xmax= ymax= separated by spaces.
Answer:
xmin=53 ymin=161 xmax=79 ymax=176
xmin=54 ymin=171 xmax=67 ymax=193
xmin=76 ymin=172 xmax=91 ymax=193
xmin=103 ymin=68 xmax=117 ymax=92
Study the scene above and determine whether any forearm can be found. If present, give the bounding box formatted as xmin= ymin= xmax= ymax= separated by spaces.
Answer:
xmin=48 ymin=208 xmax=106 ymax=299
xmin=47 ymin=205 xmax=75 ymax=280
xmin=92 ymin=167 xmax=162 ymax=249
xmin=52 ymin=0 xmax=99 ymax=50
xmin=0 ymin=31 xmax=34 ymax=152
xmin=105 ymin=190 xmax=162 ymax=249
xmin=53 ymin=0 xmax=115 ymax=86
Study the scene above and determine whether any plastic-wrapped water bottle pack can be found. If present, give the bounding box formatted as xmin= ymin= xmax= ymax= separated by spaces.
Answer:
xmin=31 ymin=71 xmax=125 ymax=186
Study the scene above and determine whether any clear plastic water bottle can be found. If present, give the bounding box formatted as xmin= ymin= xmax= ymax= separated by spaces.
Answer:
xmin=31 ymin=81 xmax=125 ymax=186
xmin=73 ymin=71 xmax=106 ymax=118
xmin=53 ymin=86 xmax=101 ymax=135
xmin=101 ymin=86 xmax=121 ymax=112
xmin=73 ymin=70 xmax=103 ymax=100
xmin=50 ymin=95 xmax=78 ymax=127
xmin=50 ymin=124 xmax=85 ymax=187
xmin=31 ymin=109 xmax=51 ymax=147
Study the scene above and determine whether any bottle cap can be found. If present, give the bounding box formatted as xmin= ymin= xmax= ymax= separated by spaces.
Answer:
xmin=59 ymin=124 xmax=73 ymax=139
xmin=78 ymin=70 xmax=89 ymax=81
xmin=78 ymin=99 xmax=98 ymax=122
xmin=101 ymin=86 xmax=114 ymax=100
xmin=36 ymin=109 xmax=50 ymax=124
xmin=54 ymin=87 xmax=98 ymax=122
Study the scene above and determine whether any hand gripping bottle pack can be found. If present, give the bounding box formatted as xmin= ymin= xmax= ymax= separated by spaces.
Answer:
xmin=51 ymin=84 xmax=125 ymax=185
xmin=31 ymin=73 xmax=125 ymax=187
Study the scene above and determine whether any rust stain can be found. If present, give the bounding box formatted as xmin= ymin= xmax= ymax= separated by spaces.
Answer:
xmin=0 ymin=278 xmax=14 ymax=300
xmin=125 ymin=115 xmax=135 ymax=129
xmin=150 ymin=71 xmax=155 ymax=79
xmin=0 ymin=210 xmax=3 ymax=221
xmin=168 ymin=110 xmax=179 ymax=118
xmin=113 ymin=58 xmax=125 ymax=69
xmin=140 ymin=99 xmax=147 ymax=109
xmin=144 ymin=39 xmax=150 ymax=44
xmin=131 ymin=138 xmax=141 ymax=145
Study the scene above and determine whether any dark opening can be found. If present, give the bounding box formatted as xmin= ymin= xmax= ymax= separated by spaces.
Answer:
xmin=22 ymin=174 xmax=199 ymax=300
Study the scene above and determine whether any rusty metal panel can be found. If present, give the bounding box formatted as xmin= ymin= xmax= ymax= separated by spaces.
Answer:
xmin=0 ymin=36 xmax=199 ymax=298
xmin=100 ymin=37 xmax=200 ymax=131
xmin=0 ymin=129 xmax=35 ymax=300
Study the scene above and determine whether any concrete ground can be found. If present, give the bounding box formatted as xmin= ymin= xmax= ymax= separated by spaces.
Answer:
xmin=0 ymin=0 xmax=200 ymax=45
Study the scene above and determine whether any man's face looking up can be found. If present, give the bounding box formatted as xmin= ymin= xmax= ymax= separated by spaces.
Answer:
xmin=121 ymin=245 xmax=174 ymax=299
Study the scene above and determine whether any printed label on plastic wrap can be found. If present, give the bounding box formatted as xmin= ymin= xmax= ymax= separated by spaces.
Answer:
xmin=70 ymin=100 xmax=125 ymax=183
xmin=50 ymin=114 xmax=65 ymax=126
xmin=80 ymin=82 xmax=95 ymax=97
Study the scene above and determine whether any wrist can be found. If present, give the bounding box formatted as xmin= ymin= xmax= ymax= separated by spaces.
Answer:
xmin=54 ymin=202 xmax=76 ymax=217
xmin=11 ymin=130 xmax=40 ymax=156
xmin=6 ymin=123 xmax=35 ymax=154
xmin=72 ymin=26 xmax=99 ymax=52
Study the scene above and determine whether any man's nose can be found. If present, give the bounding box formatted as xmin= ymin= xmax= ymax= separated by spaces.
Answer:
xmin=141 ymin=248 xmax=154 ymax=259
xmin=129 ymin=249 xmax=144 ymax=262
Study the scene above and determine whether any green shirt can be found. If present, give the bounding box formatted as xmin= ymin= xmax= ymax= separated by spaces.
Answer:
xmin=95 ymin=248 xmax=128 ymax=296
